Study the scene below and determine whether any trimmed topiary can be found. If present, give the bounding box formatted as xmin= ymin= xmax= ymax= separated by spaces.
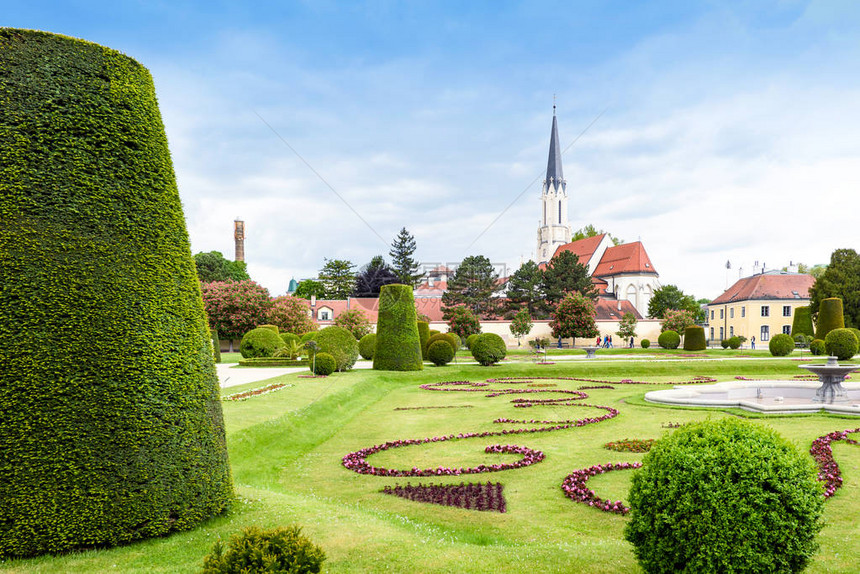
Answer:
xmin=471 ymin=333 xmax=507 ymax=366
xmin=373 ymin=284 xmax=423 ymax=371
xmin=427 ymin=332 xmax=458 ymax=354
xmin=417 ymin=321 xmax=431 ymax=358
xmin=281 ymin=332 xmax=301 ymax=346
xmin=448 ymin=332 xmax=462 ymax=350
xmin=640 ymin=339 xmax=650 ymax=349
xmin=427 ymin=340 xmax=455 ymax=366
xmin=240 ymin=327 xmax=286 ymax=358
xmin=824 ymin=328 xmax=858 ymax=361
xmin=625 ymin=418 xmax=824 ymax=574
xmin=791 ymin=306 xmax=815 ymax=338
xmin=0 ymin=29 xmax=232 ymax=558
xmin=720 ymin=339 xmax=730 ymax=349
xmin=682 ymin=326 xmax=706 ymax=351
xmin=258 ymin=324 xmax=279 ymax=333
xmin=358 ymin=333 xmax=377 ymax=360
xmin=850 ymin=328 xmax=860 ymax=349
xmin=657 ymin=330 xmax=680 ymax=349
xmin=312 ymin=352 xmax=337 ymax=376
xmin=810 ymin=338 xmax=826 ymax=356
xmin=466 ymin=333 xmax=481 ymax=350
xmin=309 ymin=326 xmax=359 ymax=371
xmin=727 ymin=336 xmax=742 ymax=350
xmin=211 ymin=329 xmax=222 ymax=363
xmin=768 ymin=333 xmax=795 ymax=357
xmin=429 ymin=329 xmax=441 ymax=337
xmin=301 ymin=331 xmax=318 ymax=343
xmin=815 ymin=297 xmax=845 ymax=340
xmin=201 ymin=525 xmax=325 ymax=574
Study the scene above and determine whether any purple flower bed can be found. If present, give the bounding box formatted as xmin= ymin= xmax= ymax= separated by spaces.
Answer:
xmin=382 ymin=481 xmax=506 ymax=512
xmin=809 ymin=428 xmax=860 ymax=498
xmin=561 ymin=462 xmax=642 ymax=514
xmin=393 ymin=405 xmax=474 ymax=411
xmin=604 ymin=439 xmax=654 ymax=453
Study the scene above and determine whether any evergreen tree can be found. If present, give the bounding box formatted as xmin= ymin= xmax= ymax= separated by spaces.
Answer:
xmin=389 ymin=227 xmax=424 ymax=287
xmin=318 ymin=258 xmax=356 ymax=300
xmin=442 ymin=255 xmax=503 ymax=319
xmin=543 ymin=251 xmax=597 ymax=313
xmin=809 ymin=249 xmax=860 ymax=329
xmin=506 ymin=261 xmax=548 ymax=318
xmin=353 ymin=255 xmax=399 ymax=297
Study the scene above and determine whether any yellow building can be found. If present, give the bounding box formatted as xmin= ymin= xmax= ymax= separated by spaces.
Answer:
xmin=707 ymin=271 xmax=815 ymax=346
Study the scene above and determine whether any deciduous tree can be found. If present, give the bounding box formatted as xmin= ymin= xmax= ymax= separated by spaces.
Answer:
xmin=510 ymin=309 xmax=534 ymax=346
xmin=294 ymin=279 xmax=326 ymax=300
xmin=572 ymin=224 xmax=622 ymax=246
xmin=201 ymin=280 xmax=272 ymax=340
xmin=353 ymin=255 xmax=399 ymax=297
xmin=334 ymin=308 xmax=373 ymax=340
xmin=267 ymin=295 xmax=318 ymax=335
xmin=809 ymin=248 xmax=860 ymax=328
xmin=647 ymin=285 xmax=698 ymax=319
xmin=445 ymin=305 xmax=482 ymax=341
xmin=616 ymin=312 xmax=638 ymax=340
xmin=193 ymin=251 xmax=250 ymax=283
xmin=319 ymin=258 xmax=356 ymax=300
xmin=550 ymin=293 xmax=599 ymax=341
xmin=661 ymin=309 xmax=696 ymax=334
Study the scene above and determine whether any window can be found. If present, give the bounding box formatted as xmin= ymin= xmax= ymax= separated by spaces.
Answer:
xmin=719 ymin=327 xmax=724 ymax=340
xmin=720 ymin=309 xmax=724 ymax=319
xmin=783 ymin=305 xmax=791 ymax=317
xmin=761 ymin=325 xmax=770 ymax=341
xmin=710 ymin=327 xmax=714 ymax=340
xmin=741 ymin=307 xmax=746 ymax=318
xmin=761 ymin=306 xmax=770 ymax=317
xmin=710 ymin=310 xmax=714 ymax=320
xmin=730 ymin=308 xmax=734 ymax=319
xmin=318 ymin=309 xmax=331 ymax=321
xmin=783 ymin=325 xmax=791 ymax=335
xmin=730 ymin=326 xmax=734 ymax=337
xmin=558 ymin=201 xmax=562 ymax=224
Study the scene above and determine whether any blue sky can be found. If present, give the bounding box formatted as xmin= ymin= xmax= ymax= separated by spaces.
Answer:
xmin=6 ymin=1 xmax=860 ymax=299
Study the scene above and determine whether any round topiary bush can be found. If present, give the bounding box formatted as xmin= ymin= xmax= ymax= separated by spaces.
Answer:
xmin=240 ymin=327 xmax=286 ymax=358
xmin=625 ymin=418 xmax=824 ymax=574
xmin=427 ymin=340 xmax=455 ymax=366
xmin=727 ymin=336 xmax=742 ymax=349
xmin=417 ymin=320 xmax=431 ymax=358
xmin=815 ymin=297 xmax=845 ymax=340
xmin=470 ymin=333 xmax=507 ymax=366
xmin=768 ymin=333 xmax=795 ymax=357
xmin=824 ymin=328 xmax=858 ymax=361
xmin=312 ymin=352 xmax=337 ymax=376
xmin=850 ymin=328 xmax=860 ymax=349
xmin=201 ymin=525 xmax=325 ymax=574
xmin=310 ymin=326 xmax=359 ymax=371
xmin=358 ymin=333 xmax=377 ymax=360
xmin=0 ymin=29 xmax=232 ymax=558
xmin=640 ymin=339 xmax=650 ymax=349
xmin=466 ymin=333 xmax=481 ymax=350
xmin=720 ymin=338 xmax=730 ymax=349
xmin=373 ymin=284 xmax=423 ymax=371
xmin=448 ymin=332 xmax=462 ymax=350
xmin=682 ymin=326 xmax=706 ymax=351
xmin=810 ymin=338 xmax=826 ymax=356
xmin=427 ymin=332 xmax=458 ymax=354
xmin=281 ymin=332 xmax=301 ymax=346
xmin=657 ymin=330 xmax=680 ymax=349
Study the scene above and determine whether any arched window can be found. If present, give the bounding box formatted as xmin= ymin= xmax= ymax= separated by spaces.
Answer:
xmin=543 ymin=202 xmax=546 ymax=225
xmin=558 ymin=200 xmax=561 ymax=224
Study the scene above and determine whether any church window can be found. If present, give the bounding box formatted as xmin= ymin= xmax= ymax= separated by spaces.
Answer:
xmin=558 ymin=201 xmax=561 ymax=224
xmin=543 ymin=203 xmax=546 ymax=225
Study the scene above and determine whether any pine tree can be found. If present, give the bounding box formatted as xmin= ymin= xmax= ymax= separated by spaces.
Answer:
xmin=542 ymin=251 xmax=597 ymax=314
xmin=318 ymin=258 xmax=356 ymax=299
xmin=506 ymin=261 xmax=548 ymax=318
xmin=389 ymin=227 xmax=424 ymax=287
xmin=442 ymin=255 xmax=503 ymax=319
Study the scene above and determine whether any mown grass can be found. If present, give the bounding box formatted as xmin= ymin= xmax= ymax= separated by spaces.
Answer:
xmin=2 ymin=355 xmax=858 ymax=573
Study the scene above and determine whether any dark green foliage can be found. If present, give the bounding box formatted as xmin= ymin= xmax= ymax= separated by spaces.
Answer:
xmin=211 ymin=329 xmax=222 ymax=363
xmin=682 ymin=326 xmax=706 ymax=351
xmin=810 ymin=338 xmax=826 ymax=355
xmin=442 ymin=255 xmax=503 ymax=318
xmin=239 ymin=357 xmax=307 ymax=367
xmin=353 ymin=255 xmax=399 ymax=297
xmin=0 ymin=29 xmax=232 ymax=557
xmin=312 ymin=353 xmax=337 ymax=376
xmin=311 ymin=326 xmax=359 ymax=371
xmin=720 ymin=339 xmax=730 ymax=349
xmin=201 ymin=525 xmax=325 ymax=574
xmin=427 ymin=332 xmax=458 ymax=354
xmin=193 ymin=251 xmax=249 ymax=283
xmin=470 ymin=333 xmax=507 ymax=366
xmin=358 ymin=333 xmax=377 ymax=360
xmin=293 ymin=279 xmax=326 ymax=300
xmin=388 ymin=228 xmax=424 ymax=287
xmin=240 ymin=327 xmax=286 ymax=359
xmin=657 ymin=330 xmax=680 ymax=349
xmin=727 ymin=336 xmax=742 ymax=349
xmin=640 ymin=339 xmax=650 ymax=349
xmin=815 ymin=297 xmax=845 ymax=340
xmin=505 ymin=261 xmax=548 ymax=318
xmin=281 ymin=332 xmax=301 ymax=346
xmin=427 ymin=340 xmax=455 ymax=366
xmin=429 ymin=329 xmax=441 ymax=337
xmin=809 ymin=248 xmax=860 ymax=329
xmin=318 ymin=258 xmax=356 ymax=300
xmin=466 ymin=333 xmax=480 ymax=350
xmin=543 ymin=251 xmax=598 ymax=308
xmin=824 ymin=328 xmax=858 ymax=361
xmin=850 ymin=328 xmax=860 ymax=348
xmin=373 ymin=284 xmax=423 ymax=371
xmin=417 ymin=320 xmax=431 ymax=358
xmin=791 ymin=306 xmax=815 ymax=338
xmin=625 ymin=419 xmax=824 ymax=574
xmin=793 ymin=333 xmax=812 ymax=347
xmin=647 ymin=285 xmax=699 ymax=319
xmin=768 ymin=333 xmax=795 ymax=357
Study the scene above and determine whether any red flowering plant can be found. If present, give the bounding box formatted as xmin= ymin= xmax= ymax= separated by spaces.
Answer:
xmin=549 ymin=293 xmax=599 ymax=341
xmin=268 ymin=295 xmax=318 ymax=335
xmin=201 ymin=279 xmax=272 ymax=339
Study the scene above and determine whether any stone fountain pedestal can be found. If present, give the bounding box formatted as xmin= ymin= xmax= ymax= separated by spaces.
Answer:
xmin=799 ymin=356 xmax=854 ymax=403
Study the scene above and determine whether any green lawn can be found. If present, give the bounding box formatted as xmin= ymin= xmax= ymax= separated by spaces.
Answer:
xmin=3 ymin=355 xmax=859 ymax=573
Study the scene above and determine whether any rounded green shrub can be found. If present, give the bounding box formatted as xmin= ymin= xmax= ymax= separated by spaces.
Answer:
xmin=309 ymin=326 xmax=359 ymax=371
xmin=312 ymin=352 xmax=337 ymax=376
xmin=791 ymin=306 xmax=815 ymax=338
xmin=815 ymin=297 xmax=845 ymax=340
xmin=0 ymin=29 xmax=232 ymax=558
xmin=657 ymin=330 xmax=680 ymax=349
xmin=417 ymin=320 xmax=431 ymax=358
xmin=448 ymin=332 xmax=462 ymax=350
xmin=768 ymin=333 xmax=795 ymax=357
xmin=850 ymin=328 xmax=860 ymax=348
xmin=427 ymin=340 xmax=455 ymax=366
xmin=625 ymin=418 xmax=824 ymax=574
xmin=429 ymin=329 xmax=441 ymax=337
xmin=824 ymin=328 xmax=858 ymax=361
xmin=470 ymin=333 xmax=507 ymax=366
xmin=280 ymin=332 xmax=301 ymax=346
xmin=201 ymin=525 xmax=325 ymax=574
xmin=682 ymin=326 xmax=706 ymax=351
xmin=358 ymin=333 xmax=377 ymax=360
xmin=427 ymin=332 xmax=458 ymax=354
xmin=720 ymin=338 xmax=730 ymax=349
xmin=727 ymin=336 xmax=742 ymax=349
xmin=240 ymin=327 xmax=286 ymax=358
xmin=640 ymin=339 xmax=650 ymax=349
xmin=373 ymin=284 xmax=423 ymax=371
xmin=810 ymin=338 xmax=826 ymax=356
xmin=300 ymin=332 xmax=318 ymax=343
xmin=258 ymin=324 xmax=279 ymax=333
xmin=465 ymin=333 xmax=480 ymax=350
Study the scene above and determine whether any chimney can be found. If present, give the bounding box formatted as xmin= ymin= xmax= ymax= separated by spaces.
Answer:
xmin=310 ymin=295 xmax=316 ymax=307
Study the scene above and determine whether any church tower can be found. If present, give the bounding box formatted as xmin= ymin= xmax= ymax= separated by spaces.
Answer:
xmin=535 ymin=105 xmax=571 ymax=265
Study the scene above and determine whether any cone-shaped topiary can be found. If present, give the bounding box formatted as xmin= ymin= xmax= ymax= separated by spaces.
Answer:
xmin=0 ymin=29 xmax=232 ymax=557
xmin=373 ymin=284 xmax=423 ymax=371
xmin=657 ymin=330 xmax=681 ymax=349
xmin=211 ymin=329 xmax=222 ymax=363
xmin=791 ymin=306 xmax=815 ymax=338
xmin=417 ymin=320 xmax=430 ymax=358
xmin=358 ymin=333 xmax=377 ymax=360
xmin=768 ymin=333 xmax=795 ymax=357
xmin=824 ymin=328 xmax=858 ymax=361
xmin=815 ymin=297 xmax=845 ymax=340
xmin=240 ymin=327 xmax=286 ymax=358
xmin=682 ymin=326 xmax=706 ymax=351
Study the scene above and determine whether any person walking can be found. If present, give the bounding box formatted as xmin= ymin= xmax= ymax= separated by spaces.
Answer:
xmin=751 ymin=336 xmax=756 ymax=350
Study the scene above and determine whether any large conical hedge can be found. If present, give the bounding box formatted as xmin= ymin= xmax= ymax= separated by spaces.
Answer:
xmin=373 ymin=284 xmax=423 ymax=371
xmin=815 ymin=297 xmax=845 ymax=341
xmin=790 ymin=306 xmax=815 ymax=338
xmin=0 ymin=29 xmax=232 ymax=557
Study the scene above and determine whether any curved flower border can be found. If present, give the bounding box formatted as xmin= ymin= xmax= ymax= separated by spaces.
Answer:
xmin=561 ymin=462 xmax=642 ymax=514
xmin=809 ymin=428 xmax=860 ymax=498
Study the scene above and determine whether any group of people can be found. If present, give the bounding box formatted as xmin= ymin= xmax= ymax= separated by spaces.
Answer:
xmin=596 ymin=335 xmax=614 ymax=348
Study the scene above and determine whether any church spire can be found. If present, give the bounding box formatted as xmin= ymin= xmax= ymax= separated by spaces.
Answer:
xmin=545 ymin=104 xmax=564 ymax=189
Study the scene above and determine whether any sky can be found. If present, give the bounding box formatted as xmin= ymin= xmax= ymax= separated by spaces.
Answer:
xmin=6 ymin=1 xmax=860 ymax=300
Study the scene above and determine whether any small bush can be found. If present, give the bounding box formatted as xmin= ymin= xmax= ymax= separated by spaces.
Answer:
xmin=310 ymin=326 xmax=359 ymax=371
xmin=682 ymin=326 xmax=706 ymax=351
xmin=657 ymin=330 xmax=680 ymax=349
xmin=465 ymin=333 xmax=481 ymax=350
xmin=815 ymin=297 xmax=845 ymax=340
xmin=720 ymin=339 xmax=730 ymax=349
xmin=768 ymin=333 xmax=795 ymax=356
xmin=810 ymin=339 xmax=826 ymax=355
xmin=793 ymin=333 xmax=812 ymax=347
xmin=281 ymin=332 xmax=301 ymax=346
xmin=727 ymin=336 xmax=742 ymax=349
xmin=312 ymin=353 xmax=336 ymax=376
xmin=258 ymin=324 xmax=279 ymax=334
xmin=240 ymin=327 xmax=286 ymax=358
xmin=824 ymin=328 xmax=858 ymax=361
xmin=358 ymin=333 xmax=377 ymax=360
xmin=471 ymin=333 xmax=507 ymax=366
xmin=427 ymin=340 xmax=455 ymax=366
xmin=201 ymin=525 xmax=325 ymax=574
xmin=625 ymin=418 xmax=824 ymax=574
xmin=427 ymin=332 xmax=458 ymax=354
xmin=640 ymin=339 xmax=650 ymax=349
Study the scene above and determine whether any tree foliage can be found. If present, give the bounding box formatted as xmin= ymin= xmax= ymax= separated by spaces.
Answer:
xmin=549 ymin=293 xmax=599 ymax=340
xmin=505 ymin=261 xmax=548 ymax=318
xmin=647 ymin=285 xmax=698 ymax=319
xmin=661 ymin=309 xmax=696 ymax=334
xmin=333 ymin=308 xmax=373 ymax=340
xmin=616 ymin=312 xmax=638 ymax=339
xmin=809 ymin=248 xmax=860 ymax=328
xmin=389 ymin=227 xmax=424 ymax=287
xmin=193 ymin=251 xmax=249 ymax=283
xmin=267 ymin=295 xmax=318 ymax=335
xmin=441 ymin=255 xmax=503 ymax=319
xmin=353 ymin=255 xmax=399 ymax=297
xmin=543 ymin=251 xmax=597 ymax=308
xmin=293 ymin=279 xmax=326 ymax=300
xmin=510 ymin=309 xmax=534 ymax=344
xmin=319 ymin=258 xmax=356 ymax=300
xmin=571 ymin=224 xmax=622 ymax=246
xmin=445 ymin=305 xmax=482 ymax=341
xmin=201 ymin=281 xmax=272 ymax=340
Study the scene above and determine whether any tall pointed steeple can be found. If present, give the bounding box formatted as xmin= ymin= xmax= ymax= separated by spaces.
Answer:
xmin=545 ymin=104 xmax=565 ymax=190
xmin=535 ymin=103 xmax=572 ymax=266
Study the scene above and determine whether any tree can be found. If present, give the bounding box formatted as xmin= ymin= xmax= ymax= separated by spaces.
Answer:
xmin=389 ymin=227 xmax=424 ymax=287
xmin=549 ymin=293 xmax=599 ymax=341
xmin=543 ymin=251 xmax=597 ymax=313
xmin=334 ymin=308 xmax=373 ymax=340
xmin=616 ymin=312 xmax=638 ymax=340
xmin=572 ymin=224 xmax=622 ymax=246
xmin=193 ymin=251 xmax=250 ymax=283
xmin=661 ymin=309 xmax=696 ymax=334
xmin=809 ymin=264 xmax=828 ymax=279
xmin=201 ymin=280 xmax=272 ymax=340
xmin=319 ymin=258 xmax=356 ymax=300
xmin=445 ymin=305 xmax=482 ymax=341
xmin=647 ymin=285 xmax=698 ymax=319
xmin=809 ymin=249 xmax=860 ymax=329
xmin=267 ymin=295 xmax=318 ymax=335
xmin=294 ymin=279 xmax=326 ymax=300
xmin=510 ymin=309 xmax=534 ymax=346
xmin=353 ymin=255 xmax=399 ymax=297
xmin=505 ymin=261 xmax=548 ymax=318
xmin=441 ymin=255 xmax=503 ymax=319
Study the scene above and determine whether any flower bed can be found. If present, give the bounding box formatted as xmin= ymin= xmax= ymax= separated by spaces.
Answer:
xmin=222 ymin=383 xmax=293 ymax=401
xmin=603 ymin=439 xmax=654 ymax=453
xmin=381 ymin=481 xmax=506 ymax=512
xmin=393 ymin=405 xmax=474 ymax=411
xmin=809 ymin=428 xmax=860 ymax=498
xmin=561 ymin=462 xmax=642 ymax=514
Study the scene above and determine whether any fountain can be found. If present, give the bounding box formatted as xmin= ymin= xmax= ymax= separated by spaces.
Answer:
xmin=799 ymin=356 xmax=854 ymax=403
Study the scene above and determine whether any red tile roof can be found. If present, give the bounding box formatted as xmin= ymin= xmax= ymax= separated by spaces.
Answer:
xmin=710 ymin=273 xmax=814 ymax=304
xmin=594 ymin=298 xmax=643 ymax=320
xmin=591 ymin=242 xmax=657 ymax=277
xmin=552 ymin=234 xmax=605 ymax=266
